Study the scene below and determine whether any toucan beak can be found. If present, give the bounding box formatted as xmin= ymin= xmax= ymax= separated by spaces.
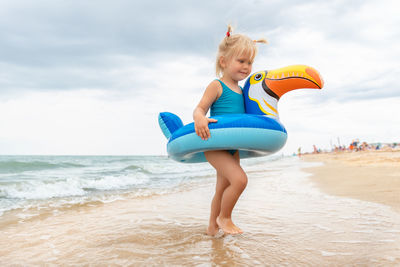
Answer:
xmin=264 ymin=65 xmax=324 ymax=99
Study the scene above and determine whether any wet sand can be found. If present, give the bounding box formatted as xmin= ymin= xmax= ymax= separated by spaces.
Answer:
xmin=1 ymin=156 xmax=400 ymax=266
xmin=303 ymin=150 xmax=400 ymax=213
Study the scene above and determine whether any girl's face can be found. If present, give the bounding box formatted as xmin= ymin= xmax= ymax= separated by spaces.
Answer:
xmin=222 ymin=53 xmax=253 ymax=82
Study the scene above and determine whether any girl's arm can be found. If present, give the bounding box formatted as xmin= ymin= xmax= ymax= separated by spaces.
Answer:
xmin=193 ymin=80 xmax=221 ymax=140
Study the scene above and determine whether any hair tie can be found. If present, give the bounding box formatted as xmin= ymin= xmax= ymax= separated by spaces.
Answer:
xmin=226 ymin=31 xmax=230 ymax=37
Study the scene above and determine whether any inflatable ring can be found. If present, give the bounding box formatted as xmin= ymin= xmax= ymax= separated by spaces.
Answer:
xmin=158 ymin=65 xmax=323 ymax=163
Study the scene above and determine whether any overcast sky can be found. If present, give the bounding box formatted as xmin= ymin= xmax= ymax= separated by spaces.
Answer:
xmin=1 ymin=0 xmax=399 ymax=155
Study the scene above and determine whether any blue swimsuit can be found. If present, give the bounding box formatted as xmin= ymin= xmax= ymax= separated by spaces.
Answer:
xmin=210 ymin=80 xmax=245 ymax=116
xmin=210 ymin=80 xmax=245 ymax=155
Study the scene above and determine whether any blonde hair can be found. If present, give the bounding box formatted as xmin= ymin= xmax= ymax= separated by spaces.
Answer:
xmin=216 ymin=25 xmax=267 ymax=78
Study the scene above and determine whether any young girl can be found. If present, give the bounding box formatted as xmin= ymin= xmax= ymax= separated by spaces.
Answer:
xmin=193 ymin=25 xmax=267 ymax=235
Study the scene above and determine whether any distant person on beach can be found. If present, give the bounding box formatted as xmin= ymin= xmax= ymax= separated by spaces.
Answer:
xmin=193 ymin=25 xmax=267 ymax=235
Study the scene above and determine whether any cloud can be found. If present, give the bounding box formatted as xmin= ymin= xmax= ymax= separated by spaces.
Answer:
xmin=0 ymin=1 xmax=223 ymax=93
xmin=0 ymin=0 xmax=313 ymax=93
xmin=254 ymin=0 xmax=400 ymax=104
xmin=279 ymin=95 xmax=400 ymax=154
xmin=0 ymin=0 xmax=399 ymax=155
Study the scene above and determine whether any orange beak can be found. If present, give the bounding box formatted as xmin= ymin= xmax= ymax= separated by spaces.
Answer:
xmin=264 ymin=65 xmax=324 ymax=99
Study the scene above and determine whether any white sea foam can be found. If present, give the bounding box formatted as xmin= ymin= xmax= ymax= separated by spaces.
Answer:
xmin=0 ymin=155 xmax=241 ymax=215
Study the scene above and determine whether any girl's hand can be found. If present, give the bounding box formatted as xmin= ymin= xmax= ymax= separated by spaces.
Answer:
xmin=194 ymin=116 xmax=218 ymax=140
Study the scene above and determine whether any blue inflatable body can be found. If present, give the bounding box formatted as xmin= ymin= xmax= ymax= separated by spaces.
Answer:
xmin=159 ymin=112 xmax=287 ymax=163
xmin=158 ymin=65 xmax=323 ymax=163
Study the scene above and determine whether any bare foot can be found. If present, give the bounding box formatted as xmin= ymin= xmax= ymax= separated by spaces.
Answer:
xmin=206 ymin=224 xmax=219 ymax=236
xmin=216 ymin=217 xmax=243 ymax=235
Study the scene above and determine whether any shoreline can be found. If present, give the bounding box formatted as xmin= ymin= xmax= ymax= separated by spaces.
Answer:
xmin=302 ymin=150 xmax=400 ymax=213
xmin=1 ymin=154 xmax=400 ymax=265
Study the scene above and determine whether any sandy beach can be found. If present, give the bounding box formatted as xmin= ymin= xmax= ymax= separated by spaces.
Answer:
xmin=1 ymin=155 xmax=400 ymax=266
xmin=303 ymin=150 xmax=400 ymax=214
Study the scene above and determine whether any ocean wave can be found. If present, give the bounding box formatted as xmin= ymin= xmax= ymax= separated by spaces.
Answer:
xmin=122 ymin=164 xmax=151 ymax=174
xmin=0 ymin=160 xmax=86 ymax=174
xmin=0 ymin=155 xmax=292 ymax=217
xmin=0 ymin=173 xmax=150 ymax=200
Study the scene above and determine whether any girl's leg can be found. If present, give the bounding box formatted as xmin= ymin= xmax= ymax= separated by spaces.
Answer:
xmin=207 ymin=171 xmax=229 ymax=235
xmin=205 ymin=150 xmax=247 ymax=234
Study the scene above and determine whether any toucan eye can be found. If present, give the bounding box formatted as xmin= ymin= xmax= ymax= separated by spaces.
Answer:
xmin=249 ymin=71 xmax=265 ymax=85
xmin=254 ymin=73 xmax=263 ymax=81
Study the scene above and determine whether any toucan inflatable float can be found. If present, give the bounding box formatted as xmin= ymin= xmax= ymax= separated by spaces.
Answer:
xmin=158 ymin=65 xmax=323 ymax=163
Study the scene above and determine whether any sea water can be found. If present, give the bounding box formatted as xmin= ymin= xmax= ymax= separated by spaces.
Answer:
xmin=1 ymin=155 xmax=400 ymax=265
xmin=0 ymin=155 xmax=222 ymax=217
